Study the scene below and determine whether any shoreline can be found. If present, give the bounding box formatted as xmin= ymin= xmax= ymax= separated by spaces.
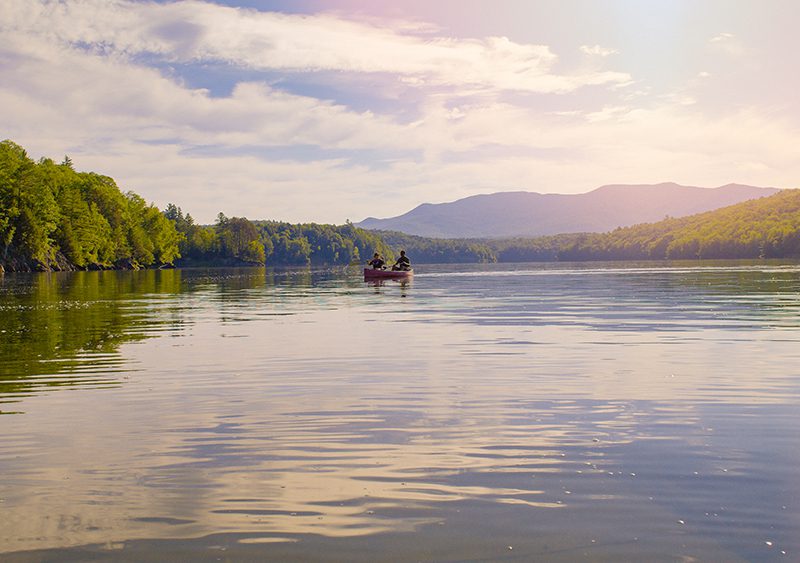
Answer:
xmin=0 ymin=257 xmax=265 ymax=274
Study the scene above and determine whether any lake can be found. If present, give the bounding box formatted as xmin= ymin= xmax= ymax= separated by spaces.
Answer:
xmin=1 ymin=262 xmax=799 ymax=561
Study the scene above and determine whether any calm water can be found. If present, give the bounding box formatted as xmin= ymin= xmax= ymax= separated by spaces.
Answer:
xmin=1 ymin=262 xmax=799 ymax=561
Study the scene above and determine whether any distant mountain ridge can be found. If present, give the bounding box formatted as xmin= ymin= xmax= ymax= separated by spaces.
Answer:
xmin=356 ymin=183 xmax=781 ymax=238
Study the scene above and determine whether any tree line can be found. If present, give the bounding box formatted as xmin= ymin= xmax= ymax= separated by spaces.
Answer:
xmin=164 ymin=206 xmax=393 ymax=267
xmin=378 ymin=190 xmax=800 ymax=262
xmin=377 ymin=231 xmax=582 ymax=263
xmin=1 ymin=140 xmax=180 ymax=271
xmin=0 ymin=140 xmax=394 ymax=272
xmin=3 ymin=139 xmax=799 ymax=272
xmin=555 ymin=189 xmax=800 ymax=260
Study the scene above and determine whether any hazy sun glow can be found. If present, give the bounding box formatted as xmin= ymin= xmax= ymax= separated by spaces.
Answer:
xmin=0 ymin=0 xmax=798 ymax=223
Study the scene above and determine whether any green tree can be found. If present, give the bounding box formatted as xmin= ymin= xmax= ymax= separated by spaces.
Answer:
xmin=0 ymin=141 xmax=27 ymax=259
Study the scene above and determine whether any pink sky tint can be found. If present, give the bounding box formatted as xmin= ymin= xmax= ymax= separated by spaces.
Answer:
xmin=1 ymin=0 xmax=798 ymax=223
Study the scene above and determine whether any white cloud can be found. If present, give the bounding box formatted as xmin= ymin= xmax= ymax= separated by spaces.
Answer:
xmin=708 ymin=32 xmax=746 ymax=57
xmin=50 ymin=100 xmax=796 ymax=224
xmin=580 ymin=44 xmax=618 ymax=57
xmin=0 ymin=1 xmax=796 ymax=225
xmin=0 ymin=29 xmax=419 ymax=151
xmin=0 ymin=0 xmax=629 ymax=94
xmin=709 ymin=32 xmax=735 ymax=43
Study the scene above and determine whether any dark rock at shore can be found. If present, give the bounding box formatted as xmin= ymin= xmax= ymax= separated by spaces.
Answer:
xmin=51 ymin=252 xmax=78 ymax=272
xmin=0 ymin=254 xmax=40 ymax=273
xmin=2 ymin=253 xmax=110 ymax=273
xmin=0 ymin=251 xmax=151 ymax=272
xmin=114 ymin=258 xmax=140 ymax=270
xmin=1 ymin=253 xmax=261 ymax=273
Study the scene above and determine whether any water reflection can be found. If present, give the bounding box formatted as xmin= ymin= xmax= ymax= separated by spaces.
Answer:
xmin=0 ymin=270 xmax=188 ymax=406
xmin=409 ymin=262 xmax=800 ymax=333
xmin=0 ymin=267 xmax=342 ymax=407
xmin=366 ymin=278 xmax=411 ymax=298
xmin=1 ymin=263 xmax=799 ymax=560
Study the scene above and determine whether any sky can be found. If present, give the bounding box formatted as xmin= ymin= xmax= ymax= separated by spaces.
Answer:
xmin=1 ymin=0 xmax=799 ymax=224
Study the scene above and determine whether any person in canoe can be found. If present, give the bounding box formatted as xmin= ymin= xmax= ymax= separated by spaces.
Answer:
xmin=391 ymin=250 xmax=411 ymax=271
xmin=368 ymin=252 xmax=386 ymax=269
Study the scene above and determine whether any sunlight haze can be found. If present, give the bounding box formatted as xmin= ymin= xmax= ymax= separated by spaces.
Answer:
xmin=1 ymin=0 xmax=798 ymax=223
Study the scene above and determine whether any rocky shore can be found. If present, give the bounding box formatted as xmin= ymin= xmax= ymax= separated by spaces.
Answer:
xmin=0 ymin=254 xmax=265 ymax=273
xmin=0 ymin=253 xmax=148 ymax=273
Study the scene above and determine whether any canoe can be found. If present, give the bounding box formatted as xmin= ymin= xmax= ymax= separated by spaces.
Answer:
xmin=363 ymin=268 xmax=413 ymax=280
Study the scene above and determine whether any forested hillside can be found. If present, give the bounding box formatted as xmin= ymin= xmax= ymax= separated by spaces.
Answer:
xmin=1 ymin=140 xmax=180 ymax=272
xmin=383 ymin=190 xmax=800 ymax=263
xmin=0 ymin=140 xmax=393 ymax=272
xmin=363 ymin=231 xmax=496 ymax=264
xmin=165 ymin=207 xmax=393 ymax=267
xmin=255 ymin=221 xmax=393 ymax=266
xmin=558 ymin=188 xmax=800 ymax=260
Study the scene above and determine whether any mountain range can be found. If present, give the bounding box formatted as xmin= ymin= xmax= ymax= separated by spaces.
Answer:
xmin=356 ymin=183 xmax=780 ymax=238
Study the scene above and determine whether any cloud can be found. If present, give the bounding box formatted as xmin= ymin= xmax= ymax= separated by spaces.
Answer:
xmin=709 ymin=32 xmax=735 ymax=43
xmin=0 ymin=29 xmax=419 ymax=151
xmin=0 ymin=0 xmax=629 ymax=94
xmin=66 ymin=99 xmax=798 ymax=224
xmin=580 ymin=44 xmax=618 ymax=57
xmin=708 ymin=32 xmax=746 ymax=57
xmin=1 ymin=1 xmax=796 ymax=225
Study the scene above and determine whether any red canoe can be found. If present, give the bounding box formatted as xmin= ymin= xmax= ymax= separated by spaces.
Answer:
xmin=363 ymin=268 xmax=413 ymax=280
